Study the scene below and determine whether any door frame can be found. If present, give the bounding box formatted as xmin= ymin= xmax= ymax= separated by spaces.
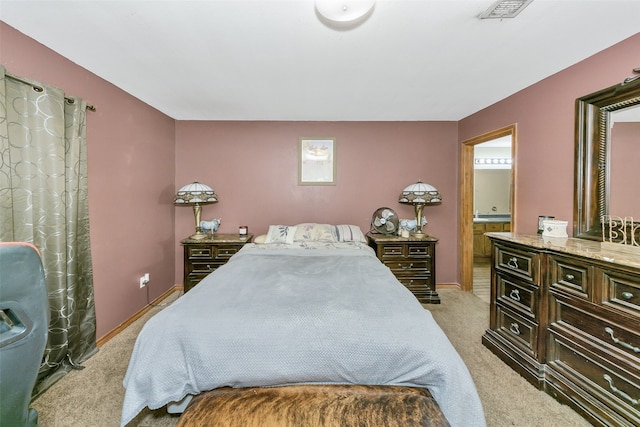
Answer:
xmin=459 ymin=124 xmax=517 ymax=292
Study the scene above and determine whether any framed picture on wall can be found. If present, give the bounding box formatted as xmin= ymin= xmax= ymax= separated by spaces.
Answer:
xmin=298 ymin=137 xmax=336 ymax=185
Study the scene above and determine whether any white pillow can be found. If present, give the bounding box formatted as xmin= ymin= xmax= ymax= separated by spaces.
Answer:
xmin=264 ymin=225 xmax=297 ymax=244
xmin=293 ymin=223 xmax=337 ymax=242
xmin=253 ymin=234 xmax=267 ymax=244
xmin=335 ymin=225 xmax=367 ymax=243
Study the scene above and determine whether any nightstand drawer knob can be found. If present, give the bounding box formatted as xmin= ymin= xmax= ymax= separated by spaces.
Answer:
xmin=509 ymin=289 xmax=521 ymax=302
xmin=565 ymin=274 xmax=575 ymax=281
xmin=507 ymin=257 xmax=519 ymax=269
xmin=399 ymin=263 xmax=414 ymax=269
xmin=621 ymin=291 xmax=634 ymax=300
xmin=509 ymin=322 xmax=520 ymax=335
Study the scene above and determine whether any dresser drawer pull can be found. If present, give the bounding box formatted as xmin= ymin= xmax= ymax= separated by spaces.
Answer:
xmin=509 ymin=289 xmax=521 ymax=302
xmin=564 ymin=274 xmax=575 ymax=281
xmin=507 ymin=257 xmax=519 ymax=269
xmin=621 ymin=291 xmax=634 ymax=300
xmin=603 ymin=374 xmax=639 ymax=406
xmin=605 ymin=327 xmax=640 ymax=353
xmin=509 ymin=323 xmax=520 ymax=335
xmin=399 ymin=263 xmax=414 ymax=269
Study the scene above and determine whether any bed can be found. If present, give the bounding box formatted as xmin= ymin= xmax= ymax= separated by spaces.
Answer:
xmin=121 ymin=224 xmax=485 ymax=427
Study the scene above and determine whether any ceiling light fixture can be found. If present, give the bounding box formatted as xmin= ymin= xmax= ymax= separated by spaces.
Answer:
xmin=315 ymin=0 xmax=375 ymax=23
xmin=479 ymin=0 xmax=533 ymax=19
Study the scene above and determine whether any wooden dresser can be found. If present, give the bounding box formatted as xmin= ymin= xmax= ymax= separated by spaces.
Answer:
xmin=181 ymin=234 xmax=253 ymax=293
xmin=366 ymin=233 xmax=439 ymax=304
xmin=482 ymin=233 xmax=640 ymax=426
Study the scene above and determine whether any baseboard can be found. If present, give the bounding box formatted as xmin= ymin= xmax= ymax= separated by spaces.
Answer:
xmin=96 ymin=285 xmax=183 ymax=347
xmin=436 ymin=282 xmax=462 ymax=289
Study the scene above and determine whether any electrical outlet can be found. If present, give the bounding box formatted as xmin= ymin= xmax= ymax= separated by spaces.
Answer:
xmin=139 ymin=273 xmax=150 ymax=288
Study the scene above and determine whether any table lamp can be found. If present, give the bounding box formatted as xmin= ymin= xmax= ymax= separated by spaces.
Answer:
xmin=174 ymin=181 xmax=218 ymax=240
xmin=398 ymin=180 xmax=442 ymax=238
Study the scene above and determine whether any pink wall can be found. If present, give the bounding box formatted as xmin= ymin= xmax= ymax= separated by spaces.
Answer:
xmin=1 ymin=23 xmax=176 ymax=339
xmin=174 ymin=121 xmax=460 ymax=284
xmin=459 ymin=33 xmax=640 ymax=235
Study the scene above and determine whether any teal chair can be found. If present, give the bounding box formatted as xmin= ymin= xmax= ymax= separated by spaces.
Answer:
xmin=0 ymin=242 xmax=49 ymax=426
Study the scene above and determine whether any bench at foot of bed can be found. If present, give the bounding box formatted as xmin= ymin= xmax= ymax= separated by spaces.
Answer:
xmin=176 ymin=384 xmax=450 ymax=427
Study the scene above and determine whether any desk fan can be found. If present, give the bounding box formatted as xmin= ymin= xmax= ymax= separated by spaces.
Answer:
xmin=370 ymin=207 xmax=399 ymax=234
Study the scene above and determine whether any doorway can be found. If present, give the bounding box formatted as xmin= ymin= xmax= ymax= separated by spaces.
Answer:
xmin=459 ymin=125 xmax=516 ymax=297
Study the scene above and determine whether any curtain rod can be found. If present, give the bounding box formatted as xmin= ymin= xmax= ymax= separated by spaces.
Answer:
xmin=5 ymin=72 xmax=96 ymax=112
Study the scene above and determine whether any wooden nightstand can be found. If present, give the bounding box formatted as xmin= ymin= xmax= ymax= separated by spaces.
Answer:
xmin=367 ymin=233 xmax=439 ymax=304
xmin=181 ymin=233 xmax=253 ymax=292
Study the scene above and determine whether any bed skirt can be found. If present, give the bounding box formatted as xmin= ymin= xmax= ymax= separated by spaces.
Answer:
xmin=176 ymin=384 xmax=450 ymax=427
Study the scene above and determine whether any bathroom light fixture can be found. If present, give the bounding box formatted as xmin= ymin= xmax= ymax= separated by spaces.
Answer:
xmin=315 ymin=0 xmax=375 ymax=23
xmin=174 ymin=181 xmax=218 ymax=240
xmin=398 ymin=181 xmax=442 ymax=238
xmin=479 ymin=0 xmax=533 ymax=19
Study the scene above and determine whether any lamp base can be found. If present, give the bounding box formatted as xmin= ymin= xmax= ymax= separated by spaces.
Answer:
xmin=411 ymin=231 xmax=427 ymax=239
xmin=189 ymin=230 xmax=209 ymax=240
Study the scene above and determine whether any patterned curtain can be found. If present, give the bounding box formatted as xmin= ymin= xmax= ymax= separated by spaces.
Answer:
xmin=0 ymin=65 xmax=97 ymax=396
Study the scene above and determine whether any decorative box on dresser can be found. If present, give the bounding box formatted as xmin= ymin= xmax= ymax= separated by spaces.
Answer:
xmin=482 ymin=233 xmax=640 ymax=427
xmin=181 ymin=233 xmax=253 ymax=293
xmin=366 ymin=233 xmax=439 ymax=304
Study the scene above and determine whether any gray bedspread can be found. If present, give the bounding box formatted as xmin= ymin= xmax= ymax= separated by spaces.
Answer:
xmin=121 ymin=242 xmax=485 ymax=426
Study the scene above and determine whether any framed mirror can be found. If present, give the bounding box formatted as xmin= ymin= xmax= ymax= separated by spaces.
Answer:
xmin=574 ymin=75 xmax=640 ymax=240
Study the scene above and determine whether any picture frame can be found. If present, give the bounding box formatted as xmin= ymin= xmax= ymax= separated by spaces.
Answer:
xmin=298 ymin=137 xmax=336 ymax=185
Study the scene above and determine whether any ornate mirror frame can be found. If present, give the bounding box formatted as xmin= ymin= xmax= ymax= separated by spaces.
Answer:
xmin=574 ymin=75 xmax=640 ymax=240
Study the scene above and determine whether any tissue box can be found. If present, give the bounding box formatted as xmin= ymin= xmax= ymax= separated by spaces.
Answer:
xmin=542 ymin=220 xmax=568 ymax=238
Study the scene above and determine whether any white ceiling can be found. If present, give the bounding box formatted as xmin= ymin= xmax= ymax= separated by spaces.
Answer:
xmin=1 ymin=0 xmax=639 ymax=121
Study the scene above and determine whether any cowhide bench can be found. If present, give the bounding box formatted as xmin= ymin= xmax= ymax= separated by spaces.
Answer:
xmin=177 ymin=384 xmax=450 ymax=427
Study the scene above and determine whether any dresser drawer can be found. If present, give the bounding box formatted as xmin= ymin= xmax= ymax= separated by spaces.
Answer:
xmin=551 ymin=295 xmax=640 ymax=363
xmin=496 ymin=272 xmax=537 ymax=320
xmin=601 ymin=269 xmax=640 ymax=318
xmin=549 ymin=255 xmax=592 ymax=299
xmin=549 ymin=333 xmax=640 ymax=424
xmin=494 ymin=244 xmax=540 ymax=284
xmin=495 ymin=304 xmax=539 ymax=358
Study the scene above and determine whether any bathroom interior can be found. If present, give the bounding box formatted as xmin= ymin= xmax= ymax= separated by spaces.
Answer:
xmin=473 ymin=136 xmax=512 ymax=303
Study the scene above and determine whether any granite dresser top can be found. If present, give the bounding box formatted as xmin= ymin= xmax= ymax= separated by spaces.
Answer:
xmin=486 ymin=232 xmax=640 ymax=270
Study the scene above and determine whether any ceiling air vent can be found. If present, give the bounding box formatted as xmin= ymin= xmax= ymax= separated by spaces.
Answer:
xmin=479 ymin=0 xmax=533 ymax=19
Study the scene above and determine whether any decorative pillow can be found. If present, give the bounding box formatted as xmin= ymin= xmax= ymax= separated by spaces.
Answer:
xmin=253 ymin=234 xmax=267 ymax=244
xmin=335 ymin=225 xmax=367 ymax=243
xmin=293 ymin=223 xmax=337 ymax=242
xmin=264 ymin=225 xmax=297 ymax=244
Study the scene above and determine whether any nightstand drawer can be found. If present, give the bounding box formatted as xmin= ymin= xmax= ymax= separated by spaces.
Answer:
xmin=215 ymin=245 xmax=241 ymax=259
xmin=190 ymin=261 xmax=225 ymax=274
xmin=385 ymin=260 xmax=430 ymax=272
xmin=188 ymin=246 xmax=214 ymax=259
xmin=380 ymin=245 xmax=404 ymax=258
xmin=407 ymin=244 xmax=432 ymax=258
